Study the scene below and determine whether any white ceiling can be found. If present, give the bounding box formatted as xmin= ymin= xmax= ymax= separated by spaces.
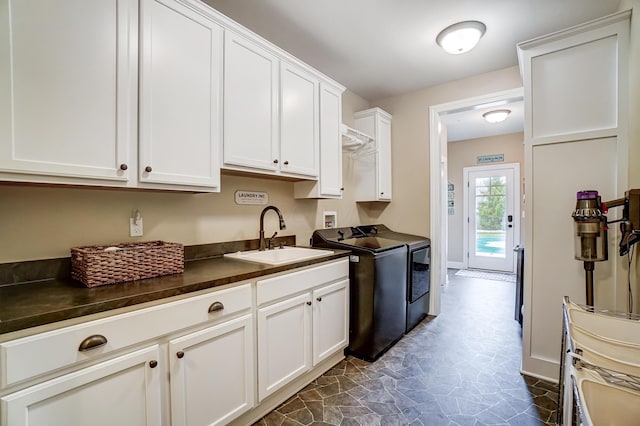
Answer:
xmin=203 ymin=0 xmax=621 ymax=140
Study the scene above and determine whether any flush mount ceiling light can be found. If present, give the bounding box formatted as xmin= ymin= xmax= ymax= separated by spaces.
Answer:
xmin=482 ymin=109 xmax=511 ymax=124
xmin=436 ymin=21 xmax=486 ymax=55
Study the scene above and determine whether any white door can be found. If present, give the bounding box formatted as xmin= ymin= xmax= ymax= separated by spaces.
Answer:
xmin=257 ymin=293 xmax=312 ymax=401
xmin=169 ymin=315 xmax=255 ymax=426
xmin=312 ymin=280 xmax=348 ymax=365
xmin=376 ymin=114 xmax=392 ymax=201
xmin=465 ymin=164 xmax=519 ymax=272
xmin=139 ymin=0 xmax=223 ymax=189
xmin=1 ymin=345 xmax=162 ymax=426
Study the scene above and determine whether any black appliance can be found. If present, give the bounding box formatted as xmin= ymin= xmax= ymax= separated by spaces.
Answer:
xmin=312 ymin=227 xmax=407 ymax=360
xmin=361 ymin=225 xmax=431 ymax=333
xmin=514 ymin=245 xmax=524 ymax=326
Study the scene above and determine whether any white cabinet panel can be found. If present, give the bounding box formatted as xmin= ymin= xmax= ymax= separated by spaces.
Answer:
xmin=139 ymin=0 xmax=222 ymax=189
xmin=313 ymin=279 xmax=348 ymax=365
xmin=1 ymin=345 xmax=162 ymax=426
xmin=531 ymin=35 xmax=618 ymax=140
xmin=0 ymin=0 xmax=136 ymax=182
xmin=280 ymin=62 xmax=319 ymax=177
xmin=257 ymin=293 xmax=312 ymax=401
xmin=223 ymin=32 xmax=279 ymax=172
xmin=294 ymin=82 xmax=344 ymax=198
xmin=169 ymin=315 xmax=255 ymax=426
xmin=354 ymin=108 xmax=392 ymax=202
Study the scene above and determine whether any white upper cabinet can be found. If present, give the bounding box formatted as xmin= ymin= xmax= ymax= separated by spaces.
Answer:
xmin=294 ymin=82 xmax=345 ymax=199
xmin=0 ymin=0 xmax=136 ymax=184
xmin=280 ymin=62 xmax=319 ymax=177
xmin=223 ymin=32 xmax=279 ymax=173
xmin=139 ymin=0 xmax=223 ymax=190
xmin=354 ymin=108 xmax=393 ymax=202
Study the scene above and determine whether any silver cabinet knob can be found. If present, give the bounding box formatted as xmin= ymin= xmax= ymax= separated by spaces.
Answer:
xmin=145 ymin=166 xmax=152 ymax=173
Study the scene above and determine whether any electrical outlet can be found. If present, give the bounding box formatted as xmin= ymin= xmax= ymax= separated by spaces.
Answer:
xmin=130 ymin=217 xmax=143 ymax=237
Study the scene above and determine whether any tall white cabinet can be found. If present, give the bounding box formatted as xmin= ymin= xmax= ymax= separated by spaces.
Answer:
xmin=517 ymin=10 xmax=630 ymax=381
xmin=353 ymin=108 xmax=393 ymax=202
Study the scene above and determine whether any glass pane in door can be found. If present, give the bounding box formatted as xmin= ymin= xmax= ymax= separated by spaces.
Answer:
xmin=474 ymin=176 xmax=506 ymax=258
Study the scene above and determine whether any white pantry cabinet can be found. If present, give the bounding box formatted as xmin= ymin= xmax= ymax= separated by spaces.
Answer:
xmin=1 ymin=345 xmax=162 ymax=426
xmin=0 ymin=0 xmax=136 ymax=184
xmin=353 ymin=108 xmax=393 ymax=202
xmin=294 ymin=82 xmax=345 ymax=199
xmin=256 ymin=260 xmax=349 ymax=401
xmin=516 ymin=10 xmax=630 ymax=381
xmin=139 ymin=0 xmax=223 ymax=190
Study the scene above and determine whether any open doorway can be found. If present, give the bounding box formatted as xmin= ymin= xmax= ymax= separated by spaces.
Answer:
xmin=428 ymin=87 xmax=523 ymax=315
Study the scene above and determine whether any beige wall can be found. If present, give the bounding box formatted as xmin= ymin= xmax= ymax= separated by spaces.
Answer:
xmin=447 ymin=133 xmax=524 ymax=264
xmin=0 ymin=91 xmax=371 ymax=263
xmin=366 ymin=66 xmax=523 ymax=238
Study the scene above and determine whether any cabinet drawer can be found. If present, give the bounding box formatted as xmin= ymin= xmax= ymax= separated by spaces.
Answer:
xmin=1 ymin=284 xmax=251 ymax=388
xmin=257 ymin=259 xmax=348 ymax=306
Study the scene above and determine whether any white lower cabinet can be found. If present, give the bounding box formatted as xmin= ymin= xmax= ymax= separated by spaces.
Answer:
xmin=1 ymin=345 xmax=162 ymax=426
xmin=169 ymin=314 xmax=255 ymax=426
xmin=313 ymin=279 xmax=349 ymax=365
xmin=257 ymin=293 xmax=312 ymax=400
xmin=256 ymin=261 xmax=349 ymax=402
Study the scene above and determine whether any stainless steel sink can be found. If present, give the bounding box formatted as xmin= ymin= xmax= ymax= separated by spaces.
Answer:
xmin=224 ymin=247 xmax=334 ymax=266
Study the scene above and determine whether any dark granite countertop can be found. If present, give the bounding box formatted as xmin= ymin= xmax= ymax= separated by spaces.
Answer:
xmin=0 ymin=238 xmax=350 ymax=336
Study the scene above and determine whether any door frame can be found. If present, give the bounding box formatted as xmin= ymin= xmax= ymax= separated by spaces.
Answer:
xmin=463 ymin=163 xmax=520 ymax=272
xmin=428 ymin=87 xmax=524 ymax=315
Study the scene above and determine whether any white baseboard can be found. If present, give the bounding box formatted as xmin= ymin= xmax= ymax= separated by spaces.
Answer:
xmin=447 ymin=261 xmax=464 ymax=270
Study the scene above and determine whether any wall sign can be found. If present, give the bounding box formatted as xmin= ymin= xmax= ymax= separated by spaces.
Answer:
xmin=477 ymin=154 xmax=504 ymax=164
xmin=235 ymin=190 xmax=268 ymax=205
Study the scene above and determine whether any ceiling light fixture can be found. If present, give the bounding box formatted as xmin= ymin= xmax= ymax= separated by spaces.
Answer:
xmin=436 ymin=21 xmax=486 ymax=55
xmin=482 ymin=109 xmax=511 ymax=124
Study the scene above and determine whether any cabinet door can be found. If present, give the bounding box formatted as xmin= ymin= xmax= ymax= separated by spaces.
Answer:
xmin=139 ymin=0 xmax=223 ymax=189
xmin=0 ymin=0 xmax=136 ymax=182
xmin=280 ymin=62 xmax=319 ymax=177
xmin=319 ymin=83 xmax=343 ymax=196
xmin=169 ymin=315 xmax=255 ymax=426
xmin=313 ymin=279 xmax=349 ymax=365
xmin=376 ymin=115 xmax=393 ymax=201
xmin=257 ymin=293 xmax=312 ymax=401
xmin=223 ymin=32 xmax=279 ymax=172
xmin=1 ymin=345 xmax=162 ymax=426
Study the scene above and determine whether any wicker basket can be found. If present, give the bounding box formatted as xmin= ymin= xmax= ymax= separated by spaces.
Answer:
xmin=71 ymin=241 xmax=184 ymax=288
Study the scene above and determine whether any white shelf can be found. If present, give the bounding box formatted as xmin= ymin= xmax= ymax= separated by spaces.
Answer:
xmin=341 ymin=124 xmax=375 ymax=157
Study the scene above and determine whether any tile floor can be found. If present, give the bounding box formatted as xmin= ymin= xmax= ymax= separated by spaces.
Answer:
xmin=255 ymin=270 xmax=558 ymax=426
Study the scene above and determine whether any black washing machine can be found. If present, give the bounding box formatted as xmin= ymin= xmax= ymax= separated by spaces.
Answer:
xmin=312 ymin=227 xmax=407 ymax=360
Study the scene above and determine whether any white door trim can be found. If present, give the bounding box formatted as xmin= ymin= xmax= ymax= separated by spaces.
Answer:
xmin=428 ymin=87 xmax=524 ymax=316
xmin=462 ymin=163 xmax=520 ymax=272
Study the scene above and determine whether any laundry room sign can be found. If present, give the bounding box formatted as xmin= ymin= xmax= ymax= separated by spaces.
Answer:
xmin=235 ymin=190 xmax=268 ymax=205
xmin=477 ymin=154 xmax=504 ymax=164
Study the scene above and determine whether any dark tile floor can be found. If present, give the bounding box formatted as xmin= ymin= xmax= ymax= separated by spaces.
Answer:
xmin=255 ymin=270 xmax=558 ymax=426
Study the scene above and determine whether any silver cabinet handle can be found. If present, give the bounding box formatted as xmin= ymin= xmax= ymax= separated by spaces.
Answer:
xmin=145 ymin=166 xmax=152 ymax=173
xmin=208 ymin=301 xmax=224 ymax=313
xmin=119 ymin=163 xmax=128 ymax=171
xmin=78 ymin=334 xmax=107 ymax=352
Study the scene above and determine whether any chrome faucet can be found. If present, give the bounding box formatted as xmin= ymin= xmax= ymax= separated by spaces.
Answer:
xmin=259 ymin=205 xmax=286 ymax=251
